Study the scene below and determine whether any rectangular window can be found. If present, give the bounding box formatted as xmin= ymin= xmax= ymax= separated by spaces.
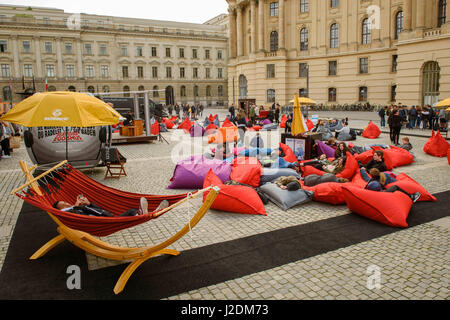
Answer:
xmin=193 ymin=67 xmax=198 ymax=78
xmin=136 ymin=46 xmax=143 ymax=57
xmin=180 ymin=67 xmax=185 ymax=78
xmin=270 ymin=2 xmax=279 ymax=16
xmin=85 ymin=65 xmax=94 ymax=78
xmin=1 ymin=64 xmax=11 ymax=77
xmin=391 ymin=85 xmax=397 ymax=102
xmin=101 ymin=65 xmax=109 ymax=78
xmin=360 ymin=57 xmax=369 ymax=74
xmin=22 ymin=41 xmax=31 ymax=53
xmin=217 ymin=50 xmax=223 ymax=60
xmin=152 ymin=66 xmax=158 ymax=78
xmin=205 ymin=49 xmax=210 ymax=59
xmin=151 ymin=46 xmax=157 ymax=57
xmin=299 ymin=63 xmax=308 ymax=77
xmin=179 ymin=48 xmax=184 ymax=58
xmin=99 ymin=44 xmax=107 ymax=55
xmin=65 ymin=42 xmax=72 ymax=54
xmin=84 ymin=43 xmax=92 ymax=55
xmin=330 ymin=0 xmax=339 ymax=8
xmin=192 ymin=48 xmax=198 ymax=59
xmin=165 ymin=48 xmax=171 ymax=57
xmin=359 ymin=86 xmax=368 ymax=101
xmin=392 ymin=54 xmax=398 ymax=73
xmin=328 ymin=60 xmax=337 ymax=76
xmin=122 ymin=66 xmax=129 ymax=78
xmin=44 ymin=42 xmax=53 ymax=53
xmin=328 ymin=88 xmax=337 ymax=102
xmin=24 ymin=64 xmax=33 ymax=77
xmin=205 ymin=68 xmax=211 ymax=79
xmin=46 ymin=64 xmax=55 ymax=77
xmin=137 ymin=66 xmax=144 ymax=78
xmin=267 ymin=89 xmax=276 ymax=103
xmin=121 ymin=46 xmax=127 ymax=56
xmin=166 ymin=66 xmax=172 ymax=78
xmin=266 ymin=64 xmax=275 ymax=78
xmin=0 ymin=40 xmax=7 ymax=52
xmin=300 ymin=0 xmax=309 ymax=13
xmin=66 ymin=64 xmax=75 ymax=78
xmin=218 ymin=68 xmax=223 ymax=79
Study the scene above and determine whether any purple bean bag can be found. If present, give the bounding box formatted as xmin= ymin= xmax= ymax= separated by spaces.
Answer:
xmin=261 ymin=119 xmax=272 ymax=126
xmin=168 ymin=155 xmax=232 ymax=189
xmin=317 ymin=140 xmax=335 ymax=158
xmin=190 ymin=124 xmax=206 ymax=137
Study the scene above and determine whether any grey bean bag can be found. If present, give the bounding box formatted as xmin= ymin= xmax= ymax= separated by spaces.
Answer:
xmin=259 ymin=182 xmax=314 ymax=211
xmin=327 ymin=121 xmax=343 ymax=132
xmin=261 ymin=123 xmax=279 ymax=131
xmin=304 ymin=173 xmax=339 ymax=187
xmin=259 ymin=168 xmax=301 ymax=185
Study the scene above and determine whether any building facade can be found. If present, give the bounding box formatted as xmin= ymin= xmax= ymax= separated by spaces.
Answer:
xmin=226 ymin=0 xmax=450 ymax=107
xmin=0 ymin=4 xmax=228 ymax=107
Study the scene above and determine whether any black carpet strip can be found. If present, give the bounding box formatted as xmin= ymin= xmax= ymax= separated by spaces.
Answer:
xmin=0 ymin=191 xmax=448 ymax=300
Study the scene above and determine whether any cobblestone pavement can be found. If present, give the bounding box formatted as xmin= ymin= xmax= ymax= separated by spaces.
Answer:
xmin=0 ymin=110 xmax=448 ymax=300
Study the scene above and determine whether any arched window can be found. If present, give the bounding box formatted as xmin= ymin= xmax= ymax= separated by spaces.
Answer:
xmin=267 ymin=89 xmax=275 ymax=103
xmin=87 ymin=86 xmax=95 ymax=93
xmin=180 ymin=85 xmax=186 ymax=97
xmin=300 ymin=28 xmax=309 ymax=51
xmin=422 ymin=61 xmax=441 ymax=106
xmin=68 ymin=85 xmax=76 ymax=92
xmin=153 ymin=85 xmax=159 ymax=98
xmin=218 ymin=85 xmax=223 ymax=97
xmin=48 ymin=86 xmax=57 ymax=92
xmin=194 ymin=85 xmax=199 ymax=97
xmin=102 ymin=85 xmax=110 ymax=96
xmin=123 ymin=85 xmax=130 ymax=97
xmin=270 ymin=31 xmax=278 ymax=52
xmin=328 ymin=88 xmax=337 ymax=102
xmin=438 ymin=0 xmax=447 ymax=27
xmin=395 ymin=11 xmax=403 ymax=40
xmin=330 ymin=23 xmax=339 ymax=48
xmin=362 ymin=18 xmax=371 ymax=44
xmin=206 ymin=85 xmax=211 ymax=97
xmin=138 ymin=85 xmax=145 ymax=97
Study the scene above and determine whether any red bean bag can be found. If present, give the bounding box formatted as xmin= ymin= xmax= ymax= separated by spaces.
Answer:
xmin=300 ymin=165 xmax=326 ymax=178
xmin=280 ymin=115 xmax=287 ymax=128
xmin=336 ymin=152 xmax=358 ymax=180
xmin=424 ymin=131 xmax=450 ymax=157
xmin=355 ymin=149 xmax=374 ymax=165
xmin=386 ymin=173 xmax=437 ymax=202
xmin=279 ymin=143 xmax=298 ymax=163
xmin=448 ymin=149 xmax=450 ymax=165
xmin=249 ymin=125 xmax=262 ymax=132
xmin=164 ymin=119 xmax=175 ymax=129
xmin=205 ymin=123 xmax=218 ymax=135
xmin=362 ymin=121 xmax=381 ymax=139
xmin=300 ymin=181 xmax=346 ymax=205
xmin=209 ymin=114 xmax=218 ymax=123
xmin=342 ymin=185 xmax=412 ymax=228
xmin=306 ymin=119 xmax=314 ymax=131
xmin=203 ymin=170 xmax=267 ymax=216
xmin=170 ymin=116 xmax=178 ymax=122
xmin=222 ymin=118 xmax=235 ymax=128
xmin=177 ymin=117 xmax=192 ymax=132
xmin=151 ymin=122 xmax=160 ymax=135
xmin=384 ymin=146 xmax=414 ymax=168
xmin=230 ymin=157 xmax=262 ymax=188
xmin=351 ymin=170 xmax=369 ymax=189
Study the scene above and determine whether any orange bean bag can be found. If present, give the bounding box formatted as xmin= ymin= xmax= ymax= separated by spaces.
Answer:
xmin=203 ymin=170 xmax=267 ymax=216
xmin=229 ymin=157 xmax=262 ymax=188
xmin=342 ymin=185 xmax=412 ymax=228
xmin=300 ymin=180 xmax=346 ymax=205
xmin=386 ymin=173 xmax=437 ymax=202
xmin=279 ymin=143 xmax=298 ymax=163
xmin=362 ymin=121 xmax=381 ymax=139
xmin=424 ymin=131 xmax=450 ymax=157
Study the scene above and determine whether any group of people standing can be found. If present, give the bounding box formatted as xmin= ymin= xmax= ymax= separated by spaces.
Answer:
xmin=167 ymin=104 xmax=204 ymax=120
xmin=0 ymin=115 xmax=21 ymax=160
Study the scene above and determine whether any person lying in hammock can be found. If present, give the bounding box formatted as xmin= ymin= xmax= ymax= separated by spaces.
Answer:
xmin=53 ymin=195 xmax=169 ymax=217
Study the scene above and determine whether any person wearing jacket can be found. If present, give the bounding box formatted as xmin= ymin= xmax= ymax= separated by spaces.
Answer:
xmin=0 ymin=120 xmax=12 ymax=159
xmin=389 ymin=110 xmax=404 ymax=145
xmin=363 ymin=150 xmax=388 ymax=172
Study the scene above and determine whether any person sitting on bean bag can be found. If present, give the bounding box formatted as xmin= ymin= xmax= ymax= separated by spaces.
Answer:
xmin=300 ymin=154 xmax=331 ymax=170
xmin=360 ymin=167 xmax=397 ymax=189
xmin=361 ymin=150 xmax=387 ymax=172
xmin=335 ymin=122 xmax=355 ymax=141
xmin=334 ymin=142 xmax=353 ymax=159
xmin=323 ymin=157 xmax=347 ymax=175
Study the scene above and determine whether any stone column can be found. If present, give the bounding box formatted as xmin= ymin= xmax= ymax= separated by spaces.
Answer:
xmin=34 ymin=36 xmax=43 ymax=78
xmin=76 ymin=38 xmax=83 ymax=78
xmin=403 ymin=0 xmax=412 ymax=31
xmin=11 ymin=36 xmax=20 ymax=78
xmin=236 ymin=5 xmax=244 ymax=57
xmin=56 ymin=37 xmax=64 ymax=78
xmin=228 ymin=7 xmax=237 ymax=58
xmin=250 ymin=0 xmax=257 ymax=53
xmin=415 ymin=0 xmax=426 ymax=29
xmin=279 ymin=0 xmax=285 ymax=49
xmin=258 ymin=0 xmax=265 ymax=51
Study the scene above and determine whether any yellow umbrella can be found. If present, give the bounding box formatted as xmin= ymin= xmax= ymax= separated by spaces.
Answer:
xmin=291 ymin=94 xmax=308 ymax=136
xmin=434 ymin=98 xmax=450 ymax=109
xmin=289 ymin=97 xmax=316 ymax=105
xmin=446 ymin=107 xmax=450 ymax=112
xmin=0 ymin=91 xmax=121 ymax=127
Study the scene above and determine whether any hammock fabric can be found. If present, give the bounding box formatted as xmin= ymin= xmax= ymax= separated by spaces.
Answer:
xmin=17 ymin=164 xmax=188 ymax=237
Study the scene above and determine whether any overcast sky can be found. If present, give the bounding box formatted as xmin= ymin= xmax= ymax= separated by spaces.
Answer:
xmin=3 ymin=0 xmax=229 ymax=24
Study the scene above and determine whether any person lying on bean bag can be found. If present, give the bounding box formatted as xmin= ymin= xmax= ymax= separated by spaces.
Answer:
xmin=274 ymin=176 xmax=302 ymax=191
xmin=361 ymin=150 xmax=388 ymax=172
xmin=304 ymin=173 xmax=349 ymax=187
xmin=360 ymin=167 xmax=397 ymax=189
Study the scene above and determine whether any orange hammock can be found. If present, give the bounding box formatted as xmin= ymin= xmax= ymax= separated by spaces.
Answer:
xmin=12 ymin=160 xmax=220 ymax=294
